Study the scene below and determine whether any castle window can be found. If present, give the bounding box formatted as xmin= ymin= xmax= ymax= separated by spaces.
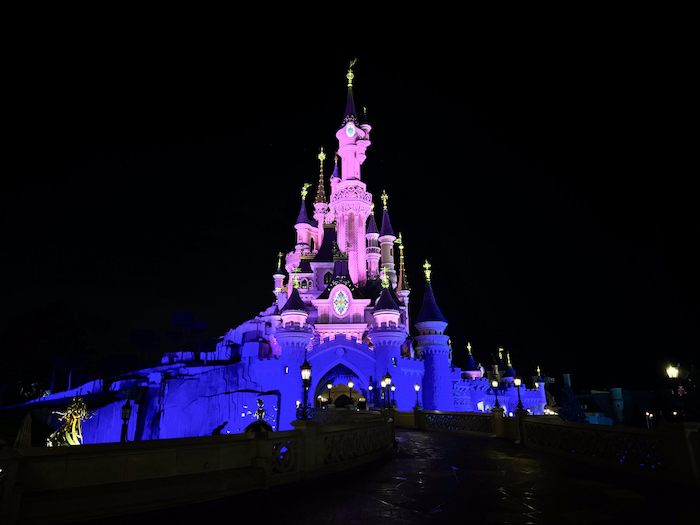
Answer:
xmin=324 ymin=272 xmax=332 ymax=284
xmin=392 ymin=357 xmax=397 ymax=367
xmin=310 ymin=238 xmax=315 ymax=251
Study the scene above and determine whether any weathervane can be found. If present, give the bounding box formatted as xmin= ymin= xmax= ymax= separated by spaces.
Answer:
xmin=347 ymin=58 xmax=357 ymax=87
xmin=301 ymin=182 xmax=312 ymax=200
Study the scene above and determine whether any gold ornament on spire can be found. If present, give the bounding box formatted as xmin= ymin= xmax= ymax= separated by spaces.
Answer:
xmin=381 ymin=271 xmax=390 ymax=288
xmin=467 ymin=342 xmax=472 ymax=354
xmin=347 ymin=58 xmax=357 ymax=87
xmin=507 ymin=351 xmax=513 ymax=366
xmin=381 ymin=189 xmax=389 ymax=210
xmin=301 ymin=182 xmax=311 ymax=200
xmin=315 ymin=148 xmax=327 ymax=204
xmin=423 ymin=260 xmax=432 ymax=282
xmin=396 ymin=232 xmax=409 ymax=291
xmin=537 ymin=365 xmax=542 ymax=376
xmin=277 ymin=252 xmax=284 ymax=270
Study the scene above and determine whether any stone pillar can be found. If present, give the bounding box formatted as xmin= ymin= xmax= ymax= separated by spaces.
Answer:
xmin=492 ymin=407 xmax=505 ymax=437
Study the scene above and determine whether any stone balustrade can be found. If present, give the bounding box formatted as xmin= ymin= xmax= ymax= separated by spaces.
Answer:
xmin=0 ymin=417 xmax=396 ymax=525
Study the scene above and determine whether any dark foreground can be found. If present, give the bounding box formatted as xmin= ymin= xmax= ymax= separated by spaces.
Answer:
xmin=88 ymin=428 xmax=698 ymax=524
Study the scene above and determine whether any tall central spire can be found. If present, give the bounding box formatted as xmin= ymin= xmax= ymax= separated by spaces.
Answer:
xmin=342 ymin=58 xmax=359 ymax=127
xmin=315 ymin=148 xmax=327 ymax=204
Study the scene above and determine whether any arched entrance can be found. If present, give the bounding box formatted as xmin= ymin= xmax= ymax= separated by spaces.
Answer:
xmin=314 ymin=363 xmax=367 ymax=408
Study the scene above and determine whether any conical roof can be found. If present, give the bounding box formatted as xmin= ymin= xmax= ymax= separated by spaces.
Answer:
xmin=375 ymin=286 xmax=401 ymax=311
xmin=415 ymin=281 xmax=447 ymax=323
xmin=296 ymin=199 xmax=313 ymax=225
xmin=341 ymin=86 xmax=359 ymax=127
xmin=379 ymin=208 xmax=395 ymax=237
xmin=280 ymin=286 xmax=308 ymax=312
xmin=367 ymin=212 xmax=379 ymax=234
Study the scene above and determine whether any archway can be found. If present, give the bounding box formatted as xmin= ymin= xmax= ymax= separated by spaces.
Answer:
xmin=313 ymin=363 xmax=367 ymax=408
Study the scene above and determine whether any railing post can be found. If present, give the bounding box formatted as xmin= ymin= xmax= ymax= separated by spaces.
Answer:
xmin=291 ymin=419 xmax=321 ymax=479
xmin=415 ymin=409 xmax=427 ymax=431
xmin=492 ymin=407 xmax=505 ymax=437
xmin=514 ymin=408 xmax=528 ymax=443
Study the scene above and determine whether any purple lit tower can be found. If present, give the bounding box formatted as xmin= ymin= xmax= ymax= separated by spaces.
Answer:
xmin=19 ymin=63 xmax=547 ymax=443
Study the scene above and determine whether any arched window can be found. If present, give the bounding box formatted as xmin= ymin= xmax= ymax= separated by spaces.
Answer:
xmin=310 ymin=238 xmax=315 ymax=252
xmin=301 ymin=279 xmax=308 ymax=289
xmin=324 ymin=272 xmax=332 ymax=284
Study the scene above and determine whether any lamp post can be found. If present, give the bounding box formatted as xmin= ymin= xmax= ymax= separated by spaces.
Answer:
xmin=348 ymin=379 xmax=354 ymax=408
xmin=513 ymin=376 xmax=524 ymax=410
xmin=327 ymin=382 xmax=333 ymax=408
xmin=368 ymin=384 xmax=373 ymax=407
xmin=120 ymin=400 xmax=132 ymax=443
xmin=390 ymin=384 xmax=396 ymax=408
xmin=297 ymin=359 xmax=313 ymax=420
xmin=380 ymin=379 xmax=387 ymax=409
xmin=666 ymin=363 xmax=685 ymax=420
xmin=491 ymin=380 xmax=501 ymax=409
xmin=414 ymin=383 xmax=421 ymax=408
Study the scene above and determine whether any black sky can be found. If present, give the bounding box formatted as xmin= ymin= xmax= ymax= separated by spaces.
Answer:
xmin=2 ymin=8 xmax=696 ymax=391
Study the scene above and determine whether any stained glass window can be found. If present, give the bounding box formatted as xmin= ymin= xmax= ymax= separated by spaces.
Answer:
xmin=333 ymin=290 xmax=349 ymax=316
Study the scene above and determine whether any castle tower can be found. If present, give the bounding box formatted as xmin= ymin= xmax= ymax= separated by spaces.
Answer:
xmin=313 ymin=148 xmax=329 ymax=247
xmin=330 ymin=61 xmax=372 ymax=285
xmin=294 ymin=183 xmax=315 ymax=254
xmin=395 ymin=232 xmax=411 ymax=333
xmin=378 ymin=190 xmax=397 ymax=287
xmin=413 ymin=261 xmax=453 ymax=411
xmin=365 ymin=204 xmax=381 ymax=279
xmin=368 ymin=276 xmax=406 ymax=405
xmin=273 ymin=252 xmax=286 ymax=308
xmin=461 ymin=342 xmax=482 ymax=380
xmin=275 ymin=283 xmax=313 ymax=428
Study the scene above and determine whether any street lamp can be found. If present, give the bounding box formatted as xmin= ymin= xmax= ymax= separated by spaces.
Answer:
xmin=666 ymin=363 xmax=685 ymax=420
xmin=120 ymin=400 xmax=132 ymax=443
xmin=348 ymin=379 xmax=354 ymax=407
xmin=513 ymin=376 xmax=524 ymax=410
xmin=297 ymin=358 xmax=313 ymax=420
xmin=381 ymin=379 xmax=387 ymax=409
xmin=368 ymin=385 xmax=373 ymax=407
xmin=491 ymin=380 xmax=501 ymax=409
xmin=327 ymin=382 xmax=333 ymax=408
xmin=390 ymin=384 xmax=396 ymax=408
xmin=414 ymin=383 xmax=420 ymax=408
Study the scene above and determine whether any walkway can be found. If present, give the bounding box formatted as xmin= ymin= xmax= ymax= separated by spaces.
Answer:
xmin=98 ymin=428 xmax=699 ymax=524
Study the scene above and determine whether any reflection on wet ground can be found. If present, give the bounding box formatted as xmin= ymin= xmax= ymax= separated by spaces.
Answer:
xmin=99 ymin=428 xmax=700 ymax=524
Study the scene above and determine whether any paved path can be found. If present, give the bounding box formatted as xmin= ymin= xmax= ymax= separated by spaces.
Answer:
xmin=99 ymin=428 xmax=699 ymax=524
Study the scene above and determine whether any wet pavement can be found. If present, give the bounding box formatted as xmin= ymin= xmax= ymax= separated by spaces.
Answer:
xmin=97 ymin=428 xmax=699 ymax=524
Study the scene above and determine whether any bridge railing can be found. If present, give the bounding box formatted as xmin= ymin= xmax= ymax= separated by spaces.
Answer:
xmin=0 ymin=416 xmax=396 ymax=525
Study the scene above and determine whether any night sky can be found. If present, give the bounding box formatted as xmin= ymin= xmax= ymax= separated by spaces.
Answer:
xmin=3 ymin=8 xmax=695 ymax=393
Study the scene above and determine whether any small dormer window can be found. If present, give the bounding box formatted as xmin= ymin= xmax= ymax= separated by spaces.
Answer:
xmin=324 ymin=272 xmax=332 ymax=284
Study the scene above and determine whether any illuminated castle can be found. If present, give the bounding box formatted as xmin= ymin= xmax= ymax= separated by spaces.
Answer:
xmin=23 ymin=64 xmax=547 ymax=442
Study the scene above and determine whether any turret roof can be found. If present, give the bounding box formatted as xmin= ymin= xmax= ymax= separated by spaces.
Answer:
xmin=367 ymin=212 xmax=379 ymax=234
xmin=374 ymin=286 xmax=402 ymax=311
xmin=415 ymin=281 xmax=447 ymax=323
xmin=379 ymin=208 xmax=395 ymax=237
xmin=341 ymin=86 xmax=359 ymax=127
xmin=280 ymin=286 xmax=308 ymax=313
xmin=312 ymin=225 xmax=337 ymax=263
xmin=296 ymin=199 xmax=315 ymax=226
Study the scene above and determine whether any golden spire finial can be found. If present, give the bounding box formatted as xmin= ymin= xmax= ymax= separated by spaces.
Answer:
xmin=423 ymin=260 xmax=432 ymax=282
xmin=537 ymin=365 xmax=542 ymax=376
xmin=301 ymin=182 xmax=311 ymax=200
xmin=315 ymin=148 xmax=327 ymax=204
xmin=507 ymin=351 xmax=513 ymax=366
xmin=347 ymin=58 xmax=357 ymax=87
xmin=499 ymin=347 xmax=504 ymax=360
xmin=277 ymin=252 xmax=283 ymax=270
xmin=467 ymin=342 xmax=472 ymax=354
xmin=381 ymin=271 xmax=390 ymax=288
xmin=381 ymin=189 xmax=389 ymax=210
xmin=371 ymin=202 xmax=375 ymax=214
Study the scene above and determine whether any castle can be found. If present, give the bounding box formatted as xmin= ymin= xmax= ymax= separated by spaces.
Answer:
xmin=21 ymin=64 xmax=547 ymax=442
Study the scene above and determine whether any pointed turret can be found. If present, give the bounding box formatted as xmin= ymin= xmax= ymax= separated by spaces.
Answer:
xmin=341 ymin=58 xmax=359 ymax=128
xmin=365 ymin=203 xmax=381 ymax=279
xmin=415 ymin=261 xmax=447 ymax=324
xmin=378 ymin=190 xmax=397 ymax=287
xmin=503 ymin=351 xmax=517 ymax=380
xmin=413 ymin=261 xmax=452 ymax=411
xmin=273 ymin=251 xmax=286 ymax=306
xmin=296 ymin=184 xmax=313 ymax=225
